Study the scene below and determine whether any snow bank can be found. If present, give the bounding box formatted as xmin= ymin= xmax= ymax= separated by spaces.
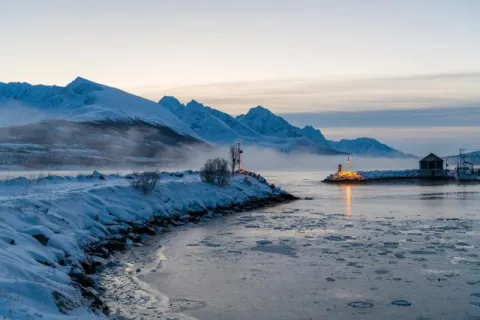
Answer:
xmin=0 ymin=171 xmax=287 ymax=319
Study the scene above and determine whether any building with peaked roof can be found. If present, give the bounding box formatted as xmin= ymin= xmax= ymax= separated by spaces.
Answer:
xmin=419 ymin=153 xmax=446 ymax=177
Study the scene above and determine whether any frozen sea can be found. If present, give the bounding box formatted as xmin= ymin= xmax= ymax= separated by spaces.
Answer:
xmin=101 ymin=171 xmax=480 ymax=320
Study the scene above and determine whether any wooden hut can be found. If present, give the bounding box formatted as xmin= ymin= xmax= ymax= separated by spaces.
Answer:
xmin=419 ymin=153 xmax=446 ymax=178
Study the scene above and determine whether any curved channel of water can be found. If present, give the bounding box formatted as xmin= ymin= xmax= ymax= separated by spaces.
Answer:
xmin=101 ymin=171 xmax=480 ymax=320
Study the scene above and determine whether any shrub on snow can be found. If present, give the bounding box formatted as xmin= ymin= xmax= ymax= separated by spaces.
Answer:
xmin=200 ymin=158 xmax=230 ymax=186
xmin=129 ymin=171 xmax=160 ymax=195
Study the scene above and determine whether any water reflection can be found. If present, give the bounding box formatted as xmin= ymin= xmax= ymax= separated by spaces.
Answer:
xmin=344 ymin=185 xmax=352 ymax=216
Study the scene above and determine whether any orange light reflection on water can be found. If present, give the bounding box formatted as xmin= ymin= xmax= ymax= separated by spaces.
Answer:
xmin=345 ymin=185 xmax=352 ymax=216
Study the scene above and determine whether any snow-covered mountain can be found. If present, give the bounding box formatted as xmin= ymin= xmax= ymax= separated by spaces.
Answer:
xmin=0 ymin=77 xmax=199 ymax=139
xmin=236 ymin=106 xmax=329 ymax=148
xmin=159 ymin=97 xmax=410 ymax=157
xmin=445 ymin=150 xmax=480 ymax=165
xmin=159 ymin=97 xmax=260 ymax=144
xmin=158 ymin=98 xmax=338 ymax=154
xmin=328 ymin=138 xmax=411 ymax=158
xmin=0 ymin=78 xmax=208 ymax=167
xmin=0 ymin=77 xmax=412 ymax=166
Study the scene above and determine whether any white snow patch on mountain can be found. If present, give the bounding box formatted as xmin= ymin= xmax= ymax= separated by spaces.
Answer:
xmin=0 ymin=78 xmax=200 ymax=139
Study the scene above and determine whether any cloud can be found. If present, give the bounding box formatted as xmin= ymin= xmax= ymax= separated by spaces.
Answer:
xmin=280 ymin=105 xmax=480 ymax=128
xmin=131 ymin=72 xmax=480 ymax=114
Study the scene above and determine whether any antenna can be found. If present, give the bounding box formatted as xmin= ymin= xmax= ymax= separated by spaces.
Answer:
xmin=237 ymin=142 xmax=243 ymax=171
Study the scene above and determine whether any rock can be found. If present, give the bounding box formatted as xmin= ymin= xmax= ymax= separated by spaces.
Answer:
xmin=52 ymin=290 xmax=79 ymax=315
xmin=32 ymin=234 xmax=49 ymax=246
xmin=105 ymin=240 xmax=125 ymax=251
xmin=133 ymin=225 xmax=156 ymax=235
xmin=128 ymin=234 xmax=142 ymax=243
xmin=71 ymin=271 xmax=95 ymax=288
xmin=80 ymin=286 xmax=110 ymax=315
xmin=304 ymin=197 xmax=314 ymax=200
xmin=88 ymin=245 xmax=110 ymax=258
xmin=81 ymin=259 xmax=103 ymax=274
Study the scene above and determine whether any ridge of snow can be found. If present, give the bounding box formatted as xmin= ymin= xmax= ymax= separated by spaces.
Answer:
xmin=0 ymin=171 xmax=285 ymax=319
xmin=0 ymin=78 xmax=201 ymax=140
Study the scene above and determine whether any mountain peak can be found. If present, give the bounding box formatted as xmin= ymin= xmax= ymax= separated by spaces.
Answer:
xmin=302 ymin=125 xmax=315 ymax=131
xmin=158 ymin=96 xmax=183 ymax=112
xmin=65 ymin=76 xmax=103 ymax=94
xmin=247 ymin=105 xmax=273 ymax=116
xmin=186 ymin=99 xmax=205 ymax=108
xmin=67 ymin=76 xmax=97 ymax=86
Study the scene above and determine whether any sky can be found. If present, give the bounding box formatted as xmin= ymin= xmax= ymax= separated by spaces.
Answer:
xmin=1 ymin=0 xmax=479 ymax=155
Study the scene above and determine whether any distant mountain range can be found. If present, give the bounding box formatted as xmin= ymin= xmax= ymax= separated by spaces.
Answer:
xmin=445 ymin=150 xmax=480 ymax=165
xmin=158 ymin=97 xmax=412 ymax=158
xmin=0 ymin=77 xmax=412 ymax=168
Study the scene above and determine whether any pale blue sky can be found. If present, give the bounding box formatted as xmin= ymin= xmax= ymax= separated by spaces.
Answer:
xmin=1 ymin=0 xmax=479 ymax=91
xmin=1 ymin=0 xmax=479 ymax=155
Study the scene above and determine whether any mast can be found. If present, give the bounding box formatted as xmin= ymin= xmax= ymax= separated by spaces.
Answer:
xmin=237 ymin=142 xmax=243 ymax=171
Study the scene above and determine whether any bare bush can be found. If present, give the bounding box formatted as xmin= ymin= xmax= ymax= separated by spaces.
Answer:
xmin=229 ymin=144 xmax=240 ymax=175
xmin=130 ymin=171 xmax=160 ymax=195
xmin=200 ymin=158 xmax=230 ymax=186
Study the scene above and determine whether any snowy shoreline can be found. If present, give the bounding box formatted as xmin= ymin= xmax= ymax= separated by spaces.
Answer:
xmin=0 ymin=171 xmax=296 ymax=319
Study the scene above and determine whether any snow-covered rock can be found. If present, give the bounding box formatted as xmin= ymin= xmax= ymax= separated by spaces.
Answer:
xmin=0 ymin=171 xmax=288 ymax=319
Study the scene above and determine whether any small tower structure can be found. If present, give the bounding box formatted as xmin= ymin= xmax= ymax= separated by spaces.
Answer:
xmin=237 ymin=142 xmax=244 ymax=171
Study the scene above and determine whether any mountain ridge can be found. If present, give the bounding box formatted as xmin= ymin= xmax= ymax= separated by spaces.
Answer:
xmin=0 ymin=77 xmax=200 ymax=139
xmin=0 ymin=77 xmax=411 ymax=159
xmin=159 ymin=97 xmax=411 ymax=158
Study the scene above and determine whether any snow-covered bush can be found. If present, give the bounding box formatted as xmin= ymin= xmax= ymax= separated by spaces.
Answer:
xmin=129 ymin=171 xmax=160 ymax=195
xmin=200 ymin=157 xmax=230 ymax=186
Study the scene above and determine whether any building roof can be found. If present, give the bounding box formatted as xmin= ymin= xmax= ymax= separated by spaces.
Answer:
xmin=419 ymin=153 xmax=443 ymax=162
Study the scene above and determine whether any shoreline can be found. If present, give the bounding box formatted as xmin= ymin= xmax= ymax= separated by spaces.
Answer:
xmin=0 ymin=170 xmax=297 ymax=319
xmin=93 ymin=192 xmax=297 ymax=318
